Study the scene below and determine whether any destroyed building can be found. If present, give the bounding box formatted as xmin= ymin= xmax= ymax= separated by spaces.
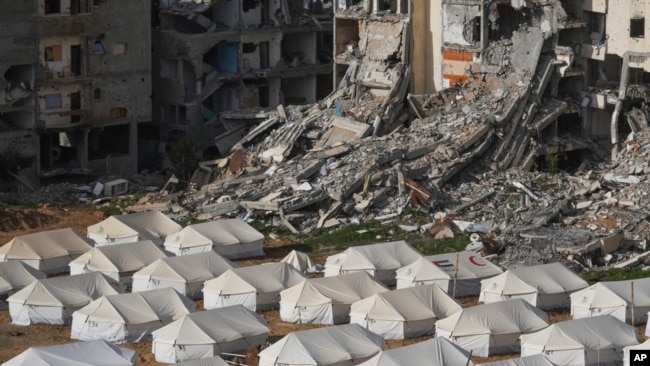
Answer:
xmin=151 ymin=0 xmax=335 ymax=156
xmin=0 ymin=0 xmax=152 ymax=190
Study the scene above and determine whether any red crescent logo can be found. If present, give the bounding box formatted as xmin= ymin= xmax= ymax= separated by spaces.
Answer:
xmin=469 ymin=256 xmax=487 ymax=266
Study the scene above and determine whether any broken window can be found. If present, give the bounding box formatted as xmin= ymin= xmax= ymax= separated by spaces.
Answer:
xmin=109 ymin=107 xmax=127 ymax=119
xmin=112 ymin=43 xmax=127 ymax=55
xmin=93 ymin=88 xmax=101 ymax=100
xmin=45 ymin=94 xmax=62 ymax=109
xmin=44 ymin=45 xmax=63 ymax=61
xmin=630 ymin=18 xmax=645 ymax=38
xmin=585 ymin=11 xmax=605 ymax=43
xmin=44 ymin=0 xmax=61 ymax=14
xmin=92 ymin=41 xmax=106 ymax=54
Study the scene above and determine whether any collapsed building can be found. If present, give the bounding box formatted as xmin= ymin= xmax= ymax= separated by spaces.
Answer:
xmin=124 ymin=0 xmax=650 ymax=270
xmin=152 ymin=0 xmax=335 ymax=155
xmin=0 ymin=0 xmax=152 ymax=190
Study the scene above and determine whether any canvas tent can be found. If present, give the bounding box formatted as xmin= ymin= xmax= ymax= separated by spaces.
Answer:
xmin=2 ymin=339 xmax=137 ymax=366
xmin=280 ymin=271 xmax=389 ymax=324
xmin=152 ymin=305 xmax=268 ymax=364
xmin=521 ymin=315 xmax=638 ymax=366
xmin=203 ymin=262 xmax=305 ymax=311
xmin=624 ymin=339 xmax=650 ymax=366
xmin=436 ymin=299 xmax=549 ymax=356
xmin=69 ymin=240 xmax=168 ymax=286
xmin=477 ymin=354 xmax=556 ymax=366
xmin=71 ymin=288 xmax=195 ymax=343
xmin=324 ymin=241 xmax=423 ymax=285
xmin=0 ymin=228 xmax=93 ymax=275
xmin=394 ymin=257 xmax=450 ymax=292
xmin=87 ymin=210 xmax=181 ymax=246
xmin=0 ymin=261 xmax=45 ymax=308
xmin=175 ymin=356 xmax=229 ymax=366
xmin=132 ymin=251 xmax=235 ymax=299
xmin=570 ymin=278 xmax=650 ymax=324
xmin=163 ymin=219 xmax=264 ymax=259
xmin=281 ymin=250 xmax=320 ymax=274
xmin=8 ymin=272 xmax=122 ymax=325
xmin=350 ymin=284 xmax=461 ymax=339
xmin=419 ymin=251 xmax=503 ymax=296
xmin=480 ymin=262 xmax=588 ymax=309
xmin=258 ymin=324 xmax=385 ymax=366
xmin=358 ymin=337 xmax=473 ymax=366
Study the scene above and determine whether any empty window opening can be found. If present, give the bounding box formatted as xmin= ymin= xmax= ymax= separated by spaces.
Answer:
xmin=631 ymin=18 xmax=645 ymax=38
xmin=472 ymin=16 xmax=481 ymax=43
xmin=109 ymin=107 xmax=127 ymax=119
xmin=44 ymin=45 xmax=63 ymax=61
xmin=93 ymin=88 xmax=101 ymax=100
xmin=40 ymin=132 xmax=82 ymax=169
xmin=70 ymin=45 xmax=81 ymax=75
xmin=70 ymin=92 xmax=81 ymax=123
xmin=88 ymin=125 xmax=130 ymax=161
xmin=45 ymin=94 xmax=62 ymax=109
xmin=44 ymin=0 xmax=61 ymax=14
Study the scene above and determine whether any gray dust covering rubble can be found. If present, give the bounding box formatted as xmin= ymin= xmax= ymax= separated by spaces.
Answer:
xmin=9 ymin=1 xmax=650 ymax=273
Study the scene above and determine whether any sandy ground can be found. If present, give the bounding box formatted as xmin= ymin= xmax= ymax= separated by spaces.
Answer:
xmin=0 ymin=206 xmax=646 ymax=364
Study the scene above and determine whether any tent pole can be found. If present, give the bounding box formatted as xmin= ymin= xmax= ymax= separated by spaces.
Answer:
xmin=453 ymin=254 xmax=459 ymax=298
xmin=631 ymin=281 xmax=635 ymax=327
xmin=465 ymin=350 xmax=473 ymax=366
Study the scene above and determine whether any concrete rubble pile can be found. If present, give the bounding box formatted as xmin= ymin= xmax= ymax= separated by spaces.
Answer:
xmin=4 ymin=0 xmax=649 ymax=272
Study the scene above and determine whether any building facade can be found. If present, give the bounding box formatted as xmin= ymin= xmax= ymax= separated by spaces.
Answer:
xmin=152 ymin=0 xmax=334 ymax=155
xmin=0 ymin=0 xmax=151 ymax=189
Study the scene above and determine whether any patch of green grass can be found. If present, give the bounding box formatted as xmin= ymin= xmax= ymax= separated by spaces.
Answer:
xmin=298 ymin=221 xmax=420 ymax=251
xmin=177 ymin=216 xmax=207 ymax=227
xmin=581 ymin=267 xmax=650 ymax=284
xmin=410 ymin=235 xmax=471 ymax=255
xmin=0 ymin=202 xmax=31 ymax=211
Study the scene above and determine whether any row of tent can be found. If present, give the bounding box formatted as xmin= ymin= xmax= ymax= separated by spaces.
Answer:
xmin=5 ymin=316 xmax=649 ymax=366
xmin=0 ymin=212 xmax=265 ymax=275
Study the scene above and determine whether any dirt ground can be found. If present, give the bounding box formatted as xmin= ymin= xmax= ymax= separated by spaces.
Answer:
xmin=0 ymin=206 xmax=646 ymax=364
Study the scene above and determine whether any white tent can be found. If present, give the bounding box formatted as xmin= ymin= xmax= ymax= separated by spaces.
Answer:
xmin=88 ymin=210 xmax=181 ymax=246
xmin=324 ymin=241 xmax=423 ymax=285
xmin=8 ymin=272 xmax=123 ymax=325
xmin=71 ymin=288 xmax=196 ymax=343
xmin=521 ymin=315 xmax=638 ymax=366
xmin=358 ymin=337 xmax=473 ymax=366
xmin=477 ymin=354 xmax=556 ymax=366
xmin=163 ymin=219 xmax=264 ymax=259
xmin=480 ymin=262 xmax=588 ymax=309
xmin=175 ymin=356 xmax=229 ymax=366
xmin=2 ymin=339 xmax=137 ymax=366
xmin=0 ymin=261 xmax=45 ymax=308
xmin=69 ymin=240 xmax=168 ymax=286
xmin=203 ymin=262 xmax=305 ymax=311
xmin=281 ymin=250 xmax=320 ymax=274
xmin=0 ymin=228 xmax=93 ymax=275
xmin=280 ymin=271 xmax=389 ymax=324
xmin=421 ymin=251 xmax=503 ymax=296
xmin=570 ymin=278 xmax=650 ymax=324
xmin=350 ymin=284 xmax=461 ymax=339
xmin=258 ymin=324 xmax=385 ymax=366
xmin=624 ymin=339 xmax=650 ymax=366
xmin=132 ymin=251 xmax=235 ymax=299
xmin=394 ymin=257 xmax=450 ymax=292
xmin=152 ymin=305 xmax=269 ymax=364
xmin=436 ymin=299 xmax=549 ymax=357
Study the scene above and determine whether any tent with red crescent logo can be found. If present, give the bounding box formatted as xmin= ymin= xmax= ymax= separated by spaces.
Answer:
xmin=415 ymin=251 xmax=503 ymax=296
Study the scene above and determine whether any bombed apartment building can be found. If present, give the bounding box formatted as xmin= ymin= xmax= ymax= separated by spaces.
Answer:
xmin=428 ymin=0 xmax=650 ymax=171
xmin=152 ymin=0 xmax=334 ymax=156
xmin=0 ymin=0 xmax=151 ymax=190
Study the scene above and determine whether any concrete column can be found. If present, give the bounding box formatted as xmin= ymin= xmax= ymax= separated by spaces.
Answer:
xmin=79 ymin=129 xmax=89 ymax=170
xmin=129 ymin=121 xmax=138 ymax=175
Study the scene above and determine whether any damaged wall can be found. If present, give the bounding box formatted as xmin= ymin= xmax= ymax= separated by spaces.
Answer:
xmin=412 ymin=0 xmax=444 ymax=93
xmin=605 ymin=0 xmax=650 ymax=71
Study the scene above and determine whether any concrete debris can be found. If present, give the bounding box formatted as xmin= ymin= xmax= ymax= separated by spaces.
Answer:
xmin=4 ymin=0 xmax=650 ymax=274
